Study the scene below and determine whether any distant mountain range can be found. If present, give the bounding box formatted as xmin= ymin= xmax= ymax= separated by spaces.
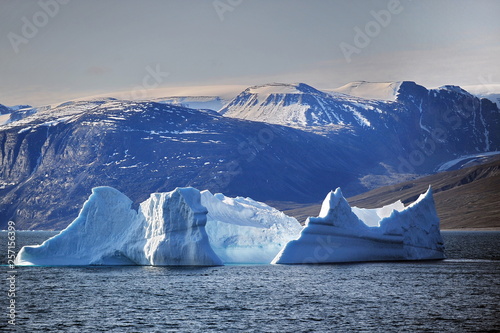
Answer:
xmin=221 ymin=81 xmax=499 ymax=176
xmin=1 ymin=81 xmax=499 ymax=229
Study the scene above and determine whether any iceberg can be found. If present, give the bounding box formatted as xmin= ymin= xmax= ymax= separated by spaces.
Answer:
xmin=201 ymin=190 xmax=302 ymax=264
xmin=15 ymin=186 xmax=302 ymax=266
xmin=272 ymin=187 xmax=445 ymax=264
xmin=15 ymin=187 xmax=223 ymax=266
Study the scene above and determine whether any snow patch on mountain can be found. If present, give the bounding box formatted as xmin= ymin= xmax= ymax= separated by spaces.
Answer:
xmin=248 ymin=83 xmax=305 ymax=96
xmin=436 ymin=151 xmax=500 ymax=172
xmin=0 ymin=114 xmax=10 ymax=125
xmin=344 ymin=105 xmax=371 ymax=128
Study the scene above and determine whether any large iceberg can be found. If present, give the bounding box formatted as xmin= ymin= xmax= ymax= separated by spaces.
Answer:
xmin=15 ymin=187 xmax=223 ymax=266
xmin=15 ymin=185 xmax=445 ymax=266
xmin=272 ymin=187 xmax=445 ymax=264
xmin=15 ymin=186 xmax=302 ymax=266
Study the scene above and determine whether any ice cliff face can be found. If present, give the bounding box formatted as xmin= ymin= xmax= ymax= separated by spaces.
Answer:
xmin=272 ymin=187 xmax=445 ymax=264
xmin=379 ymin=189 xmax=445 ymax=260
xmin=133 ymin=188 xmax=223 ymax=265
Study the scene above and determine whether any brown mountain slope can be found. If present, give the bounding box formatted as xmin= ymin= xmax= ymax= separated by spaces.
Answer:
xmin=281 ymin=157 xmax=500 ymax=230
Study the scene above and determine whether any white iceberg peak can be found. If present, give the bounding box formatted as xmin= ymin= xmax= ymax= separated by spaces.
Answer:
xmin=314 ymin=187 xmax=369 ymax=232
xmin=318 ymin=188 xmax=343 ymax=218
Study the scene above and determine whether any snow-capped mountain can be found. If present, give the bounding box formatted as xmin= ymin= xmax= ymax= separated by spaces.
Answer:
xmin=220 ymin=83 xmax=388 ymax=129
xmin=0 ymin=104 xmax=39 ymax=125
xmin=221 ymin=81 xmax=500 ymax=174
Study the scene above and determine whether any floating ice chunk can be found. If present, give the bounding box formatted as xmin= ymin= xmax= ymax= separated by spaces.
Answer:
xmin=201 ymin=190 xmax=302 ymax=264
xmin=272 ymin=187 xmax=445 ymax=264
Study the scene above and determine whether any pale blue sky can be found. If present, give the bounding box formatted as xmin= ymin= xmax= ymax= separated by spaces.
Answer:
xmin=1 ymin=0 xmax=499 ymax=106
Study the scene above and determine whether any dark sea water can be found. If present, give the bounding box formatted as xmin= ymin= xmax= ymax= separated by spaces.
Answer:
xmin=1 ymin=231 xmax=499 ymax=332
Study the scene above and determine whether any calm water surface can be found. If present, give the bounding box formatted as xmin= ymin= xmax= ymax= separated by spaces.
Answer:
xmin=1 ymin=231 xmax=499 ymax=332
